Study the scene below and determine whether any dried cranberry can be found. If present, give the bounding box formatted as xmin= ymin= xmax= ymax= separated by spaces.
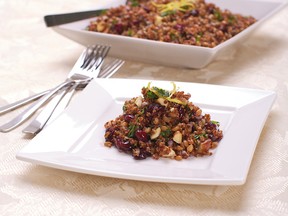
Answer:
xmin=134 ymin=153 xmax=146 ymax=160
xmin=178 ymin=106 xmax=185 ymax=119
xmin=115 ymin=138 xmax=131 ymax=152
xmin=143 ymin=6 xmax=151 ymax=13
xmin=133 ymin=20 xmax=140 ymax=26
xmin=183 ymin=9 xmax=199 ymax=19
xmin=207 ymin=7 xmax=215 ymax=14
xmin=135 ymin=130 xmax=149 ymax=142
xmin=219 ymin=24 xmax=228 ymax=33
xmin=190 ymin=9 xmax=199 ymax=16
xmin=134 ymin=150 xmax=150 ymax=160
xmin=124 ymin=114 xmax=135 ymax=122
xmin=175 ymin=24 xmax=184 ymax=33
xmin=147 ymin=103 xmax=156 ymax=112
xmin=114 ymin=23 xmax=124 ymax=34
xmin=105 ymin=128 xmax=115 ymax=141
xmin=147 ymin=103 xmax=165 ymax=115
xmin=209 ymin=134 xmax=223 ymax=142
xmin=205 ymin=122 xmax=216 ymax=130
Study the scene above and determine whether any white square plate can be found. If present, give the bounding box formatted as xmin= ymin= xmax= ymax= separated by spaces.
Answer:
xmin=17 ymin=79 xmax=276 ymax=185
xmin=51 ymin=0 xmax=287 ymax=68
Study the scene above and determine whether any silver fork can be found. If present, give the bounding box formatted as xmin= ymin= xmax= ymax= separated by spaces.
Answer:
xmin=0 ymin=58 xmax=123 ymax=115
xmin=0 ymin=45 xmax=110 ymax=133
xmin=22 ymin=58 xmax=124 ymax=135
xmin=46 ymin=58 xmax=124 ymax=122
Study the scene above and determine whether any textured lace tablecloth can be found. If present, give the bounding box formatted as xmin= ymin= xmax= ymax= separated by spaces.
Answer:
xmin=0 ymin=0 xmax=287 ymax=215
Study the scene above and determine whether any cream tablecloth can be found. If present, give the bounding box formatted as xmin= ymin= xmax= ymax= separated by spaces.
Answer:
xmin=1 ymin=0 xmax=288 ymax=215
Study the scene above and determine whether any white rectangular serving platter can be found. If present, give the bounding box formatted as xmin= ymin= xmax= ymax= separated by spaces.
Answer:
xmin=51 ymin=0 xmax=287 ymax=68
xmin=17 ymin=79 xmax=276 ymax=185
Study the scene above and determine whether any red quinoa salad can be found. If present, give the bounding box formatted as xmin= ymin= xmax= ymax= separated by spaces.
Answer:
xmin=104 ymin=82 xmax=223 ymax=160
xmin=87 ymin=0 xmax=257 ymax=48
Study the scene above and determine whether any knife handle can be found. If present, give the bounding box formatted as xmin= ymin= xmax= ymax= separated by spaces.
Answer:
xmin=0 ymin=90 xmax=50 ymax=115
xmin=44 ymin=9 xmax=105 ymax=27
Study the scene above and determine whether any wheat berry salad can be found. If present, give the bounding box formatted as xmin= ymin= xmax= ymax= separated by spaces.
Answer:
xmin=104 ymin=82 xmax=223 ymax=160
xmin=87 ymin=0 xmax=256 ymax=48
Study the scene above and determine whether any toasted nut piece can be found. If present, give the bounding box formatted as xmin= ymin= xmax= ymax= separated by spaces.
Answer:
xmin=163 ymin=115 xmax=171 ymax=123
xmin=135 ymin=96 xmax=142 ymax=107
xmin=153 ymin=117 xmax=159 ymax=125
xmin=163 ymin=149 xmax=176 ymax=158
xmin=175 ymin=155 xmax=183 ymax=161
xmin=161 ymin=125 xmax=168 ymax=131
xmin=173 ymin=131 xmax=182 ymax=144
xmin=156 ymin=97 xmax=167 ymax=106
xmin=97 ymin=22 xmax=105 ymax=32
xmin=104 ymin=141 xmax=112 ymax=147
xmin=183 ymin=140 xmax=189 ymax=147
xmin=151 ymin=127 xmax=161 ymax=140
xmin=195 ymin=109 xmax=202 ymax=116
xmin=172 ymin=125 xmax=180 ymax=131
xmin=187 ymin=144 xmax=194 ymax=153
xmin=211 ymin=142 xmax=218 ymax=149
xmin=155 ymin=15 xmax=162 ymax=25
xmin=144 ymin=127 xmax=151 ymax=133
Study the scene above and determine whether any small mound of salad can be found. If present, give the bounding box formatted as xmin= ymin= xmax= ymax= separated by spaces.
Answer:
xmin=104 ymin=82 xmax=223 ymax=160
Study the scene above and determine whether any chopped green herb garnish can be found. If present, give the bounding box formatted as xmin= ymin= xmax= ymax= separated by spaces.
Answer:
xmin=194 ymin=133 xmax=207 ymax=140
xmin=147 ymin=91 xmax=158 ymax=99
xmin=152 ymin=87 xmax=170 ymax=98
xmin=214 ymin=10 xmax=223 ymax=21
xmin=211 ymin=120 xmax=219 ymax=126
xmin=129 ymin=0 xmax=140 ymax=7
xmin=139 ymin=108 xmax=146 ymax=115
xmin=128 ymin=124 xmax=137 ymax=137
xmin=127 ymin=29 xmax=134 ymax=36
xmin=160 ymin=10 xmax=177 ymax=17
xmin=147 ymin=82 xmax=186 ymax=105
xmin=122 ymin=105 xmax=127 ymax=112
xmin=228 ymin=15 xmax=236 ymax=24
xmin=170 ymin=32 xmax=177 ymax=40
xmin=161 ymin=129 xmax=172 ymax=138
xmin=195 ymin=34 xmax=201 ymax=43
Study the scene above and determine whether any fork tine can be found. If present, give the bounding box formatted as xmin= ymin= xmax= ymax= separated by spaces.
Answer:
xmin=91 ymin=46 xmax=110 ymax=70
xmin=101 ymin=46 xmax=110 ymax=59
xmin=81 ymin=45 xmax=102 ymax=69
xmin=100 ymin=59 xmax=124 ymax=78
xmin=98 ymin=59 xmax=125 ymax=78
xmin=81 ymin=45 xmax=97 ymax=68
xmin=81 ymin=45 xmax=98 ymax=69
xmin=84 ymin=45 xmax=110 ymax=71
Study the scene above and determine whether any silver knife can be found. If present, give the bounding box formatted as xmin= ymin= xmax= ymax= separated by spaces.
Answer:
xmin=44 ymin=0 xmax=130 ymax=27
xmin=44 ymin=9 xmax=106 ymax=27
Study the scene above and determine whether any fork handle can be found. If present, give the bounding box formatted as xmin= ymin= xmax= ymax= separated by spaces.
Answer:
xmin=0 ymin=80 xmax=74 ymax=132
xmin=46 ymin=83 xmax=78 ymax=123
xmin=22 ymin=83 xmax=78 ymax=135
xmin=22 ymin=86 xmax=71 ymax=135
